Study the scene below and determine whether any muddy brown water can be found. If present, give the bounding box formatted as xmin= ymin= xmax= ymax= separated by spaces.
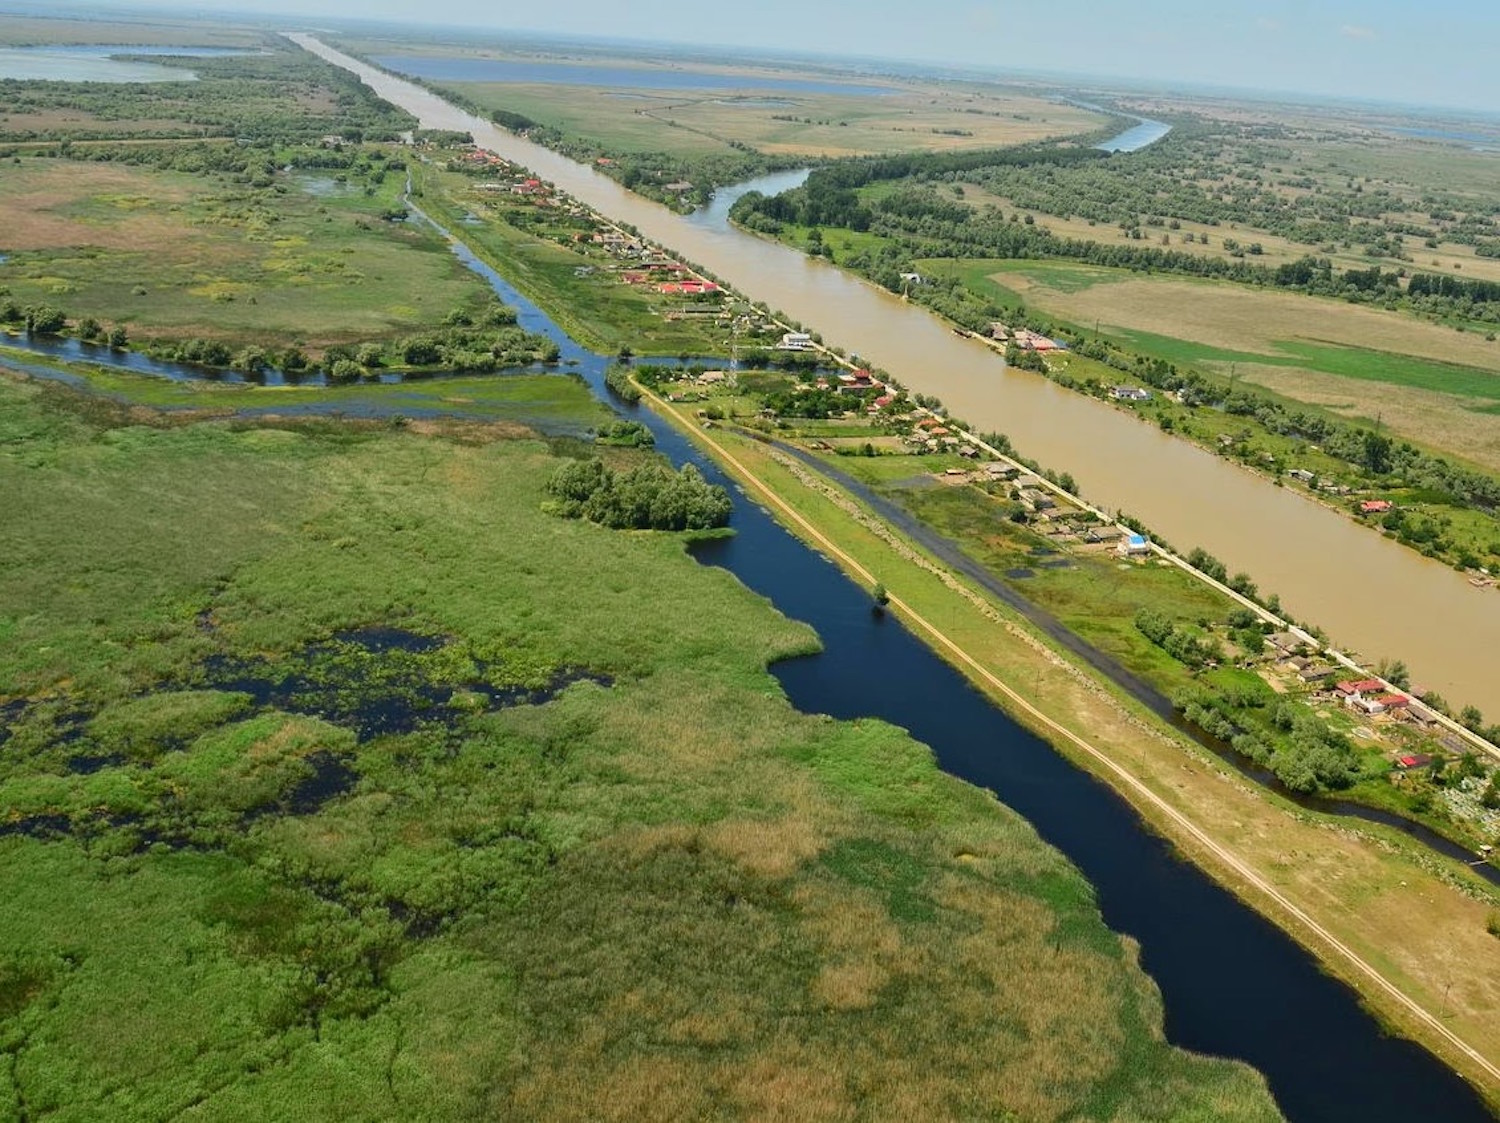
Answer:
xmin=296 ymin=35 xmax=1500 ymax=716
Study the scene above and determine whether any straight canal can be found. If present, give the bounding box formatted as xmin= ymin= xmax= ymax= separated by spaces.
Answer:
xmin=296 ymin=33 xmax=1500 ymax=717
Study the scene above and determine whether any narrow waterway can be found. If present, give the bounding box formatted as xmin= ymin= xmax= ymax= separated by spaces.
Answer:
xmin=295 ymin=34 xmax=1500 ymax=716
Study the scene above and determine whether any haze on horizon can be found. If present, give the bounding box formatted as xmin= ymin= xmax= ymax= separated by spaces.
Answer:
xmin=60 ymin=0 xmax=1500 ymax=114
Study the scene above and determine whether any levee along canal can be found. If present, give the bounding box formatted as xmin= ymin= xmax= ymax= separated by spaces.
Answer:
xmin=295 ymin=33 xmax=1500 ymax=717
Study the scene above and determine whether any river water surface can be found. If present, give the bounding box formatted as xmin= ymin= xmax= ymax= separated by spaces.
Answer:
xmin=296 ymin=34 xmax=1500 ymax=715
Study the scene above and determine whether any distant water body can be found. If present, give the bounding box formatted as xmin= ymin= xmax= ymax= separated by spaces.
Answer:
xmin=0 ymin=45 xmax=254 ymax=84
xmin=368 ymin=54 xmax=896 ymax=97
xmin=1098 ymin=115 xmax=1172 ymax=152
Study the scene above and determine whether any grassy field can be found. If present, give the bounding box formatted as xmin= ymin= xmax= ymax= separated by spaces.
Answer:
xmin=445 ymin=80 xmax=1106 ymax=160
xmin=954 ymin=260 xmax=1500 ymax=475
xmin=0 ymin=360 xmax=617 ymax=432
xmin=0 ymin=155 xmax=497 ymax=353
xmin=0 ymin=374 xmax=1281 ymax=1121
xmin=0 ymin=14 xmax=264 ymax=47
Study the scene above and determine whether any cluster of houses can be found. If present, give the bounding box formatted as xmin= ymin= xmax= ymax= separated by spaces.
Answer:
xmin=1334 ymin=677 xmax=1415 ymax=717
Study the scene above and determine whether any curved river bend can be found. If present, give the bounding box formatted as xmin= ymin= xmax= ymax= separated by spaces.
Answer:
xmin=424 ymin=192 xmax=1490 ymax=1120
xmin=294 ymin=35 xmax=1500 ymax=716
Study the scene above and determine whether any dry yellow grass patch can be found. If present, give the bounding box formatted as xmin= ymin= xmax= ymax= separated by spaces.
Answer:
xmin=726 ymin=1055 xmax=857 ymax=1123
xmin=704 ymin=815 xmax=827 ymax=879
xmin=795 ymin=882 xmax=918 ymax=1010
xmin=0 ymin=164 xmax=209 ymax=257
xmin=1004 ymin=270 xmax=1500 ymax=368
xmin=1236 ymin=362 xmax=1500 ymax=474
xmin=510 ymin=1054 xmax=713 ymax=1122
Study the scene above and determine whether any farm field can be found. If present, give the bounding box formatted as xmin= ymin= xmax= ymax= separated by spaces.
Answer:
xmin=959 ymin=260 xmax=1500 ymax=474
xmin=0 ymin=371 xmax=1280 ymax=1121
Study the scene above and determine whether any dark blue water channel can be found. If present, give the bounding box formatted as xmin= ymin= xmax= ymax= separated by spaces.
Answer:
xmin=10 ymin=205 xmax=1494 ymax=1119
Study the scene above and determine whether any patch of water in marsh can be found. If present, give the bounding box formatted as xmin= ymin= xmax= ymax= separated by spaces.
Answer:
xmin=202 ymin=627 xmax=610 ymax=741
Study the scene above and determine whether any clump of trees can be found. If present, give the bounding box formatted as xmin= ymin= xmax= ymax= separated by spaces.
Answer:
xmin=1134 ymin=609 xmax=1222 ymax=670
xmin=545 ymin=458 xmax=731 ymax=531
xmin=603 ymin=362 xmax=641 ymax=403
xmin=593 ymin=420 xmax=654 ymax=448
xmin=1174 ymin=686 xmax=1361 ymax=794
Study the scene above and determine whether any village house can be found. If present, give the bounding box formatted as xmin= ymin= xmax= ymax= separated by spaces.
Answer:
xmin=1110 ymin=386 xmax=1153 ymax=402
xmin=1118 ymin=533 xmax=1152 ymax=557
xmin=1286 ymin=468 xmax=1316 ymax=484
xmin=1020 ymin=488 xmax=1055 ymax=511
xmin=1266 ymin=631 xmax=1304 ymax=658
xmin=1012 ymin=329 xmax=1066 ymax=352
xmin=1084 ymin=524 xmax=1125 ymax=544
xmin=1359 ymin=500 xmax=1393 ymax=515
xmin=779 ymin=332 xmax=814 ymax=351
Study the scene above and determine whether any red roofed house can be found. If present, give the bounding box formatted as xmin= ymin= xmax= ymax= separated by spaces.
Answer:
xmin=1359 ymin=500 xmax=1393 ymax=515
xmin=1375 ymin=694 xmax=1410 ymax=710
xmin=1335 ymin=678 xmax=1384 ymax=697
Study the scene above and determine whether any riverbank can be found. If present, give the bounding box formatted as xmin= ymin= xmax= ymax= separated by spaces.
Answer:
xmin=634 ymin=377 xmax=1500 ymax=1104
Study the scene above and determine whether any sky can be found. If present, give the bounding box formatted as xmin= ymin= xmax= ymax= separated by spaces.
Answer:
xmin=61 ymin=0 xmax=1500 ymax=113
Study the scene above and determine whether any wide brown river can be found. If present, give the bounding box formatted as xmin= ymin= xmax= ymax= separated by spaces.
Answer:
xmin=298 ymin=35 xmax=1500 ymax=714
